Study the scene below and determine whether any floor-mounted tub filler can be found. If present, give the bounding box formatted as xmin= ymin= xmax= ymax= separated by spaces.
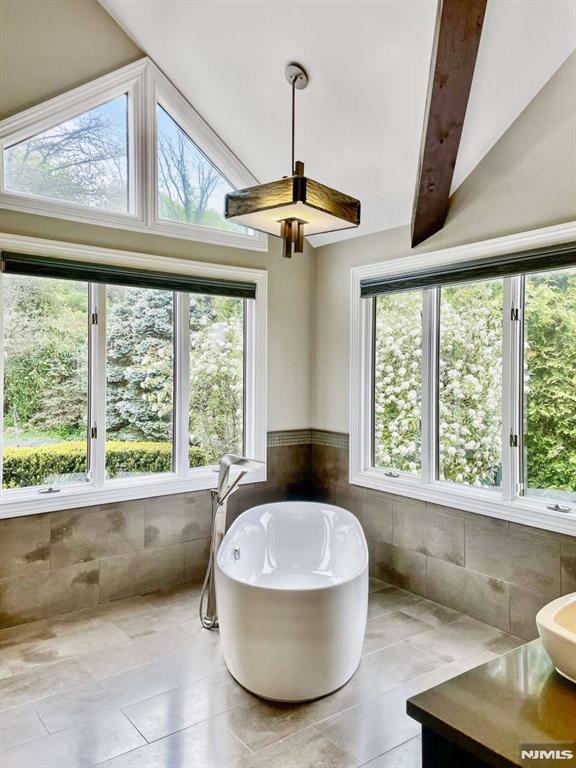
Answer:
xmin=199 ymin=454 xmax=265 ymax=631
xmin=216 ymin=501 xmax=369 ymax=701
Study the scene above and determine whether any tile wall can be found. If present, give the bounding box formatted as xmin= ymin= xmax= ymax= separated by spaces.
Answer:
xmin=1 ymin=429 xmax=573 ymax=639
xmin=311 ymin=437 xmax=576 ymax=641
xmin=0 ymin=439 xmax=311 ymax=629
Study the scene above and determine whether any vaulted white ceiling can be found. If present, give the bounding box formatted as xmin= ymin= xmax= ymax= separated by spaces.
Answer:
xmin=99 ymin=0 xmax=575 ymax=245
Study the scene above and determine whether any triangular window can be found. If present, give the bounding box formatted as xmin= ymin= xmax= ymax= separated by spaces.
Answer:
xmin=156 ymin=105 xmax=245 ymax=233
xmin=0 ymin=59 xmax=264 ymax=249
xmin=4 ymin=95 xmax=129 ymax=213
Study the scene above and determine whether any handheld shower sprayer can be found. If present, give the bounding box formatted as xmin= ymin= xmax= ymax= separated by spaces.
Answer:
xmin=199 ymin=454 xmax=264 ymax=630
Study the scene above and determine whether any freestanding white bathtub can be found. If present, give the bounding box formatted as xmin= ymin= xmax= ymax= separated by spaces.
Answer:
xmin=215 ymin=501 xmax=369 ymax=701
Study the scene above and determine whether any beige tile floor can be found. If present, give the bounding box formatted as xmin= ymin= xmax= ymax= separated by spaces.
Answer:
xmin=0 ymin=577 xmax=524 ymax=768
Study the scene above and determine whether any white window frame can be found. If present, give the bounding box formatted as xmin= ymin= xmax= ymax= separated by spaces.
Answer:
xmin=0 ymin=59 xmax=267 ymax=252
xmin=0 ymin=232 xmax=267 ymax=519
xmin=350 ymin=221 xmax=576 ymax=536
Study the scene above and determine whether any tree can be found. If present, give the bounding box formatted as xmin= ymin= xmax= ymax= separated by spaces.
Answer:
xmin=106 ymin=287 xmax=174 ymax=442
xmin=4 ymin=96 xmax=127 ymax=211
xmin=524 ymin=270 xmax=576 ymax=493
xmin=105 ymin=288 xmax=244 ymax=463
xmin=3 ymin=276 xmax=88 ymax=439
xmin=157 ymin=109 xmax=221 ymax=225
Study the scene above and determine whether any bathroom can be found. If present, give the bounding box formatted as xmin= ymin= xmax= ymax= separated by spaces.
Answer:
xmin=0 ymin=0 xmax=575 ymax=766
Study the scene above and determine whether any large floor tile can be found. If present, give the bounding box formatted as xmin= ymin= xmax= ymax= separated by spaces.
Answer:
xmin=314 ymin=680 xmax=421 ymax=763
xmin=0 ymin=712 xmax=144 ymax=768
xmin=355 ymin=640 xmax=445 ymax=697
xmin=109 ymin=585 xmax=203 ymax=639
xmin=398 ymin=598 xmax=461 ymax=628
xmin=238 ymin=725 xmax=358 ymax=768
xmin=367 ymin=588 xmax=422 ymax=619
xmin=0 ymin=704 xmax=47 ymax=752
xmin=361 ymin=736 xmax=421 ymax=767
xmin=0 ymin=659 xmax=90 ymax=711
xmin=317 ymin=662 xmax=464 ymax=766
xmin=45 ymin=596 xmax=155 ymax=636
xmin=34 ymin=663 xmax=178 ymax=732
xmin=1 ymin=621 xmax=132 ymax=675
xmin=79 ymin=627 xmax=193 ymax=679
xmin=0 ymin=570 xmax=532 ymax=768
xmin=123 ymin=670 xmax=254 ymax=742
xmin=369 ymin=577 xmax=393 ymax=593
xmin=158 ymin=641 xmax=227 ymax=686
xmin=363 ymin=611 xmax=431 ymax=654
xmin=405 ymin=615 xmax=522 ymax=663
xmin=223 ymin=640 xmax=444 ymax=753
xmin=98 ymin=715 xmax=251 ymax=767
xmin=0 ymin=620 xmax=53 ymax=652
xmin=222 ymin=694 xmax=333 ymax=753
xmin=142 ymin=581 xmax=204 ymax=610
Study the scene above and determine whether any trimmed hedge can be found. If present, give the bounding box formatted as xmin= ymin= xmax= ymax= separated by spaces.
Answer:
xmin=3 ymin=440 xmax=212 ymax=488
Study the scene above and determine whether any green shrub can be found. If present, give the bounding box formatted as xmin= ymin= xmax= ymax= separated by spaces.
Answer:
xmin=2 ymin=441 xmax=212 ymax=489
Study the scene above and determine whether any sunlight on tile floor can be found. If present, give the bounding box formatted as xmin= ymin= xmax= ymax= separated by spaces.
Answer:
xmin=0 ymin=578 xmax=524 ymax=768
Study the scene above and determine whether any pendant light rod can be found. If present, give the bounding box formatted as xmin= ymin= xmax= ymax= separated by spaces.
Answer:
xmin=285 ymin=63 xmax=309 ymax=175
xmin=291 ymin=78 xmax=296 ymax=175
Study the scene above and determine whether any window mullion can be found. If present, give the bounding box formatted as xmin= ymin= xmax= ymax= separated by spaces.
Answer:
xmin=174 ymin=291 xmax=190 ymax=477
xmin=421 ymin=288 xmax=439 ymax=485
xmin=90 ymin=283 xmax=106 ymax=488
xmin=0 ymin=269 xmax=4 ymax=497
xmin=502 ymin=276 xmax=523 ymax=501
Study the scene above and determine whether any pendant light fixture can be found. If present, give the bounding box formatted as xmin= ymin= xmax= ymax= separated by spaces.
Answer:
xmin=225 ymin=63 xmax=361 ymax=258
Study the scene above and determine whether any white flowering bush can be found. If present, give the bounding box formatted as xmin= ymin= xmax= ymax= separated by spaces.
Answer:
xmin=438 ymin=282 xmax=502 ymax=486
xmin=374 ymin=291 xmax=422 ymax=473
xmin=189 ymin=295 xmax=244 ymax=462
xmin=374 ymin=282 xmax=503 ymax=486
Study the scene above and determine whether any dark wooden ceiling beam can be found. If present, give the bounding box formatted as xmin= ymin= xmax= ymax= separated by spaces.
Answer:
xmin=411 ymin=0 xmax=487 ymax=247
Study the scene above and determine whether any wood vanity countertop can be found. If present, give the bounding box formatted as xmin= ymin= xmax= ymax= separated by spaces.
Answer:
xmin=407 ymin=639 xmax=576 ymax=768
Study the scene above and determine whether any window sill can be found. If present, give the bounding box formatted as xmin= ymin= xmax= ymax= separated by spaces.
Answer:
xmin=350 ymin=467 xmax=576 ymax=537
xmin=0 ymin=193 xmax=268 ymax=252
xmin=0 ymin=465 xmax=267 ymax=520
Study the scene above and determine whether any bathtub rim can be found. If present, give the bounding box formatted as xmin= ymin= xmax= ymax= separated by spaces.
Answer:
xmin=216 ymin=500 xmax=369 ymax=593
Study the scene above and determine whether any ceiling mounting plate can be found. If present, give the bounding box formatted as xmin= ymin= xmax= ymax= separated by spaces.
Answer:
xmin=285 ymin=63 xmax=309 ymax=90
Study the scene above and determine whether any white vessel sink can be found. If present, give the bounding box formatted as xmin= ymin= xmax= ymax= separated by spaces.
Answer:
xmin=536 ymin=593 xmax=576 ymax=684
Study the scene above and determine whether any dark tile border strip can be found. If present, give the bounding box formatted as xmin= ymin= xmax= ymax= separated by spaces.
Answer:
xmin=311 ymin=429 xmax=349 ymax=449
xmin=267 ymin=430 xmax=349 ymax=449
xmin=267 ymin=430 xmax=311 ymax=447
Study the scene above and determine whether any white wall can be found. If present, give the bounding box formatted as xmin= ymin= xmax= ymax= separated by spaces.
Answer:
xmin=313 ymin=52 xmax=576 ymax=433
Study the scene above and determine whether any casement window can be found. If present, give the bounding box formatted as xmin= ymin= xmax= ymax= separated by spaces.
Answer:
xmin=0 ymin=236 xmax=267 ymax=517
xmin=351 ymin=226 xmax=576 ymax=534
xmin=0 ymin=59 xmax=266 ymax=251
